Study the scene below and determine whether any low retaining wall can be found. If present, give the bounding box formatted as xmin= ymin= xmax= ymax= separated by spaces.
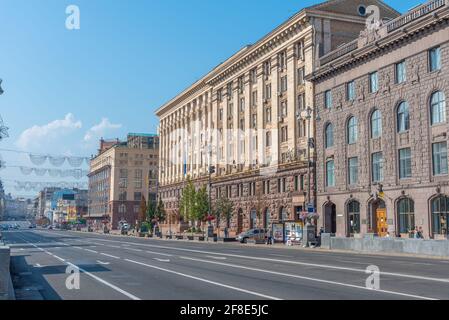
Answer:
xmin=0 ymin=244 xmax=15 ymax=300
xmin=321 ymin=234 xmax=449 ymax=258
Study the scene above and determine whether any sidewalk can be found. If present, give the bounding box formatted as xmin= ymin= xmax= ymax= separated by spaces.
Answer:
xmin=69 ymin=228 xmax=449 ymax=261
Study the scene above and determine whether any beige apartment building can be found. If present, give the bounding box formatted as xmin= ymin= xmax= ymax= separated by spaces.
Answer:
xmin=156 ymin=0 xmax=399 ymax=236
xmin=87 ymin=133 xmax=159 ymax=230
xmin=310 ymin=0 xmax=449 ymax=239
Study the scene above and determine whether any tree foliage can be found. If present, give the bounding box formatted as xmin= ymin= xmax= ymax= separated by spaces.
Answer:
xmin=179 ymin=177 xmax=209 ymax=225
xmin=215 ymin=197 xmax=234 ymax=227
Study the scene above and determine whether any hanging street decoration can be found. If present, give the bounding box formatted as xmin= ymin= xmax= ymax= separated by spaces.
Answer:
xmin=14 ymin=181 xmax=88 ymax=192
xmin=28 ymin=154 xmax=91 ymax=167
xmin=17 ymin=166 xmax=89 ymax=179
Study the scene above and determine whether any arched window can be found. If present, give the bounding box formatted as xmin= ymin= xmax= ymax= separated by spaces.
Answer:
xmin=397 ymin=198 xmax=415 ymax=234
xmin=371 ymin=109 xmax=382 ymax=139
xmin=325 ymin=123 xmax=334 ymax=148
xmin=347 ymin=117 xmax=358 ymax=144
xmin=431 ymin=195 xmax=449 ymax=236
xmin=431 ymin=91 xmax=446 ymax=125
xmin=397 ymin=101 xmax=410 ymax=133
xmin=347 ymin=200 xmax=360 ymax=234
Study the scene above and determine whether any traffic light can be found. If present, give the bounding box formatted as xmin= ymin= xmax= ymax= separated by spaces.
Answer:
xmin=209 ymin=166 xmax=216 ymax=174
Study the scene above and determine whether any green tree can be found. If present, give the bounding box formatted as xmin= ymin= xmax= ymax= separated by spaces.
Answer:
xmin=155 ymin=198 xmax=166 ymax=223
xmin=215 ymin=197 xmax=234 ymax=228
xmin=180 ymin=177 xmax=196 ymax=224
xmin=194 ymin=186 xmax=209 ymax=224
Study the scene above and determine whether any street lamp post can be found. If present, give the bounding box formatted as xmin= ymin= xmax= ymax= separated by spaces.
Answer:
xmin=296 ymin=106 xmax=321 ymax=220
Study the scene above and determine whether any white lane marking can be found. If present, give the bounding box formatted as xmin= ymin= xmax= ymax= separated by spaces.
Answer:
xmin=89 ymin=238 xmax=449 ymax=285
xmin=154 ymin=258 xmax=170 ymax=263
xmin=179 ymin=256 xmax=437 ymax=301
xmin=125 ymin=248 xmax=142 ymax=252
xmin=124 ymin=258 xmax=281 ymax=300
xmin=101 ymin=253 xmax=120 ymax=259
xmin=206 ymin=256 xmax=227 ymax=260
xmin=85 ymin=249 xmax=98 ymax=254
xmin=146 ymin=251 xmax=173 ymax=257
xmin=74 ymin=247 xmax=84 ymax=250
xmin=16 ymin=234 xmax=141 ymax=301
xmin=96 ymin=260 xmax=111 ymax=265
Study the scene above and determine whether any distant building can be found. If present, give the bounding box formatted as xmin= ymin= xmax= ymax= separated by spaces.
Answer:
xmin=51 ymin=189 xmax=88 ymax=225
xmin=4 ymin=195 xmax=28 ymax=219
xmin=88 ymin=133 xmax=159 ymax=230
xmin=37 ymin=187 xmax=61 ymax=219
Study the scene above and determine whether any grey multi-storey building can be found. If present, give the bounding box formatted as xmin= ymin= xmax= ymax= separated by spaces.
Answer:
xmin=309 ymin=0 xmax=449 ymax=239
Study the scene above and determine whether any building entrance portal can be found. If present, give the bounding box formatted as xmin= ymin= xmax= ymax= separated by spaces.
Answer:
xmin=324 ymin=202 xmax=337 ymax=234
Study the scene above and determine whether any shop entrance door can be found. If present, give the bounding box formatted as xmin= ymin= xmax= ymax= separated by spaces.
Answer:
xmin=376 ymin=209 xmax=388 ymax=237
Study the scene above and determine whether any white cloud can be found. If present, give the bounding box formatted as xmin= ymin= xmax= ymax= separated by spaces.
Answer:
xmin=84 ymin=118 xmax=122 ymax=142
xmin=16 ymin=113 xmax=82 ymax=150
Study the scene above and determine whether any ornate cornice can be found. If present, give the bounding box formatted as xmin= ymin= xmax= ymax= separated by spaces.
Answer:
xmin=309 ymin=0 xmax=449 ymax=82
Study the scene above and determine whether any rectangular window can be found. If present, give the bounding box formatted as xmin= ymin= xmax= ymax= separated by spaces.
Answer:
xmin=297 ymin=67 xmax=305 ymax=85
xmin=433 ymin=142 xmax=448 ymax=176
xmin=250 ymin=68 xmax=257 ymax=84
xmin=264 ymin=60 xmax=271 ymax=76
xmin=134 ymin=192 xmax=142 ymax=201
xmin=280 ymin=76 xmax=288 ymax=92
xmin=348 ymin=157 xmax=359 ymax=185
xmin=298 ymin=94 xmax=305 ymax=111
xmin=372 ymin=152 xmax=384 ymax=183
xmin=264 ymin=84 xmax=271 ymax=99
xmin=326 ymin=160 xmax=335 ymax=187
xmin=347 ymin=81 xmax=355 ymax=101
xmin=369 ymin=72 xmax=378 ymax=93
xmin=240 ymin=98 xmax=245 ymax=112
xmin=294 ymin=175 xmax=299 ymax=191
xmin=399 ymin=148 xmax=412 ymax=179
xmin=252 ymin=91 xmax=257 ymax=106
xmin=396 ymin=61 xmax=406 ymax=84
xmin=296 ymin=41 xmax=304 ymax=60
xmin=266 ymin=131 xmax=271 ymax=147
xmin=227 ymin=82 xmax=233 ymax=97
xmin=279 ymin=52 xmax=286 ymax=70
xmin=429 ymin=47 xmax=441 ymax=72
xmin=280 ymin=101 xmax=287 ymax=117
xmin=217 ymin=89 xmax=223 ymax=102
xmin=324 ymin=90 xmax=332 ymax=108
xmin=266 ymin=108 xmax=272 ymax=123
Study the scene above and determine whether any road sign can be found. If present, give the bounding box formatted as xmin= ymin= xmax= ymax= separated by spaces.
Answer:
xmin=307 ymin=203 xmax=315 ymax=213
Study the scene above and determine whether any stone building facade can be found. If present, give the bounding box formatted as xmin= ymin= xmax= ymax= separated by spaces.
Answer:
xmin=88 ymin=133 xmax=159 ymax=230
xmin=310 ymin=0 xmax=449 ymax=239
xmin=156 ymin=0 xmax=399 ymax=236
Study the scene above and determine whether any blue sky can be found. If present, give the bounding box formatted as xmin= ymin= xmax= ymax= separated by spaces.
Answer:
xmin=0 ymin=0 xmax=421 ymax=196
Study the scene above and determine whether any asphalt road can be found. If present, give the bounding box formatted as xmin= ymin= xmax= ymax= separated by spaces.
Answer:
xmin=2 ymin=228 xmax=449 ymax=300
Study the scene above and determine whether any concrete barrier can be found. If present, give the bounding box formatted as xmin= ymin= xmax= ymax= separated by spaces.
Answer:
xmin=0 ymin=244 xmax=15 ymax=300
xmin=321 ymin=234 xmax=449 ymax=258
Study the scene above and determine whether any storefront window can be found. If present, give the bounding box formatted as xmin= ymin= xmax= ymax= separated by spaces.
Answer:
xmin=347 ymin=200 xmax=360 ymax=234
xmin=432 ymin=196 xmax=449 ymax=236
xmin=397 ymin=198 xmax=415 ymax=234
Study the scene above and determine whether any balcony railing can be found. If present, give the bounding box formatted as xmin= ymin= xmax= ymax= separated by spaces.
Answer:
xmin=387 ymin=0 xmax=446 ymax=33
xmin=320 ymin=40 xmax=358 ymax=66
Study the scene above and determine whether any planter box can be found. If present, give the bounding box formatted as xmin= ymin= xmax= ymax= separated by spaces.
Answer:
xmin=187 ymin=236 xmax=195 ymax=241
xmin=176 ymin=235 xmax=184 ymax=240
xmin=165 ymin=235 xmax=172 ymax=239
xmin=219 ymin=238 xmax=237 ymax=243
xmin=198 ymin=236 xmax=205 ymax=241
